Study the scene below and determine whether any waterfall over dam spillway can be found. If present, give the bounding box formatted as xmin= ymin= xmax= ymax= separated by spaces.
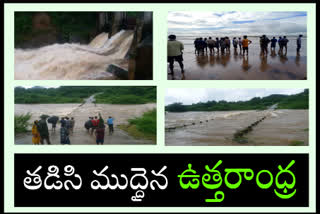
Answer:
xmin=15 ymin=30 xmax=134 ymax=80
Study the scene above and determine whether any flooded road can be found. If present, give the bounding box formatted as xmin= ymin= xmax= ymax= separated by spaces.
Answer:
xmin=165 ymin=110 xmax=308 ymax=146
xmin=168 ymin=36 xmax=306 ymax=80
xmin=15 ymin=30 xmax=133 ymax=80
xmin=15 ymin=101 xmax=156 ymax=145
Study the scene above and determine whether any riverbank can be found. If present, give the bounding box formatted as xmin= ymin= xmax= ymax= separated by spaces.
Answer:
xmin=118 ymin=109 xmax=156 ymax=142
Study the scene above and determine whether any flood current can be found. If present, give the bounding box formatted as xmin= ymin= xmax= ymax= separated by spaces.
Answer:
xmin=15 ymin=30 xmax=134 ymax=80
xmin=165 ymin=109 xmax=308 ymax=146
xmin=15 ymin=100 xmax=156 ymax=145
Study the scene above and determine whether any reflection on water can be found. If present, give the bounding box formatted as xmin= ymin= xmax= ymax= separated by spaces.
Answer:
xmin=295 ymin=52 xmax=301 ymax=67
xmin=242 ymin=55 xmax=251 ymax=72
xmin=259 ymin=55 xmax=269 ymax=72
xmin=166 ymin=110 xmax=308 ymax=146
xmin=279 ymin=53 xmax=289 ymax=64
xmin=168 ymin=36 xmax=306 ymax=80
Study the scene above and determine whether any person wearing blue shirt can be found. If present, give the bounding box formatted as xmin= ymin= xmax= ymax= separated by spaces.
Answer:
xmin=107 ymin=116 xmax=114 ymax=135
xmin=270 ymin=37 xmax=277 ymax=51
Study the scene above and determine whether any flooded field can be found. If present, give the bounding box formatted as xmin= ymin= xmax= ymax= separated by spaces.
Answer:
xmin=15 ymin=101 xmax=156 ymax=145
xmin=165 ymin=109 xmax=308 ymax=146
xmin=168 ymin=36 xmax=306 ymax=80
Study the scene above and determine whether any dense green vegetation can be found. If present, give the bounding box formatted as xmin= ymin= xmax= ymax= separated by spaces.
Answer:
xmin=95 ymin=87 xmax=156 ymax=104
xmin=15 ymin=12 xmax=97 ymax=46
xmin=15 ymin=113 xmax=32 ymax=134
xmin=118 ymin=109 xmax=156 ymax=142
xmin=15 ymin=86 xmax=156 ymax=104
xmin=129 ymin=109 xmax=156 ymax=136
xmin=166 ymin=89 xmax=309 ymax=112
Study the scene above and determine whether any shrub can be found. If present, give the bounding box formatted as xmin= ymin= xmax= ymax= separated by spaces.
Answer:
xmin=15 ymin=113 xmax=32 ymax=134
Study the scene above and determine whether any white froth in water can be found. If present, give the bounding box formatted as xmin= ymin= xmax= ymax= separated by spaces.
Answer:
xmin=15 ymin=30 xmax=134 ymax=80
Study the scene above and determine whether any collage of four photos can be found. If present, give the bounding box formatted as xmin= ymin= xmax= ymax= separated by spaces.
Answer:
xmin=14 ymin=10 xmax=309 ymax=147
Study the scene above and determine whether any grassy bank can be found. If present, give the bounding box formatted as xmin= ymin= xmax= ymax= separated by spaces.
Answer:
xmin=15 ymin=113 xmax=32 ymax=134
xmin=118 ymin=109 xmax=156 ymax=142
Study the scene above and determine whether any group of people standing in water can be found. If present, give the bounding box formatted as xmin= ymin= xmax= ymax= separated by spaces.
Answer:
xmin=167 ymin=34 xmax=304 ymax=75
xmin=31 ymin=114 xmax=114 ymax=145
xmin=194 ymin=34 xmax=303 ymax=56
xmin=194 ymin=35 xmax=252 ymax=56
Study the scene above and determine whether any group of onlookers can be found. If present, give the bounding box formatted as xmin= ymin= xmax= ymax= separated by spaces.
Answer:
xmin=32 ymin=116 xmax=75 ymax=145
xmin=260 ymin=35 xmax=303 ymax=55
xmin=167 ymin=34 xmax=304 ymax=75
xmin=31 ymin=114 xmax=114 ymax=145
xmin=194 ymin=35 xmax=253 ymax=55
xmin=84 ymin=115 xmax=114 ymax=145
xmin=194 ymin=35 xmax=303 ymax=57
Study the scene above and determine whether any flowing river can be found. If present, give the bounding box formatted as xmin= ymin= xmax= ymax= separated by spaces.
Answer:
xmin=165 ymin=109 xmax=308 ymax=146
xmin=15 ymin=100 xmax=156 ymax=145
xmin=15 ymin=30 xmax=134 ymax=80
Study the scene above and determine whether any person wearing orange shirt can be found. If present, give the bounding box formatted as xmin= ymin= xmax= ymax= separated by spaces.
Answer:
xmin=242 ymin=35 xmax=252 ymax=55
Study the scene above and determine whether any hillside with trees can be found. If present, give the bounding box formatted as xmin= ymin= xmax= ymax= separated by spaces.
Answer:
xmin=165 ymin=89 xmax=308 ymax=112
xmin=14 ymin=86 xmax=156 ymax=104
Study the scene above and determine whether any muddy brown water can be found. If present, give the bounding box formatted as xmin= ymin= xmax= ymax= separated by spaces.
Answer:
xmin=15 ymin=102 xmax=156 ymax=145
xmin=165 ymin=110 xmax=308 ymax=146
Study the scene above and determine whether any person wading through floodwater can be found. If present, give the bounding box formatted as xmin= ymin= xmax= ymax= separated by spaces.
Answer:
xmin=238 ymin=37 xmax=242 ymax=53
xmin=270 ymin=37 xmax=277 ymax=52
xmin=296 ymin=35 xmax=303 ymax=53
xmin=261 ymin=35 xmax=270 ymax=56
xmin=107 ymin=116 xmax=114 ymax=135
xmin=37 ymin=115 xmax=51 ymax=145
xmin=167 ymin=34 xmax=184 ymax=75
xmin=220 ymin=37 xmax=226 ymax=54
xmin=232 ymin=37 xmax=238 ymax=52
xmin=194 ymin=38 xmax=198 ymax=54
xmin=207 ymin=37 xmax=215 ymax=55
xmin=225 ymin=37 xmax=231 ymax=53
xmin=215 ymin=37 xmax=220 ymax=53
xmin=281 ymin=36 xmax=289 ymax=54
xmin=203 ymin=38 xmax=208 ymax=55
xmin=242 ymin=35 xmax=252 ymax=55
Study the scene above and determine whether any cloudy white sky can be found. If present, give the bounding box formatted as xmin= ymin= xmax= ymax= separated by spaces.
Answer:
xmin=17 ymin=86 xmax=59 ymax=88
xmin=168 ymin=11 xmax=307 ymax=36
xmin=165 ymin=88 xmax=305 ymax=105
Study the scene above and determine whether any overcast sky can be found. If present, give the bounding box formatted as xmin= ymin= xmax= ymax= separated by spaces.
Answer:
xmin=17 ymin=86 xmax=59 ymax=88
xmin=165 ymin=88 xmax=305 ymax=105
xmin=168 ymin=11 xmax=307 ymax=36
